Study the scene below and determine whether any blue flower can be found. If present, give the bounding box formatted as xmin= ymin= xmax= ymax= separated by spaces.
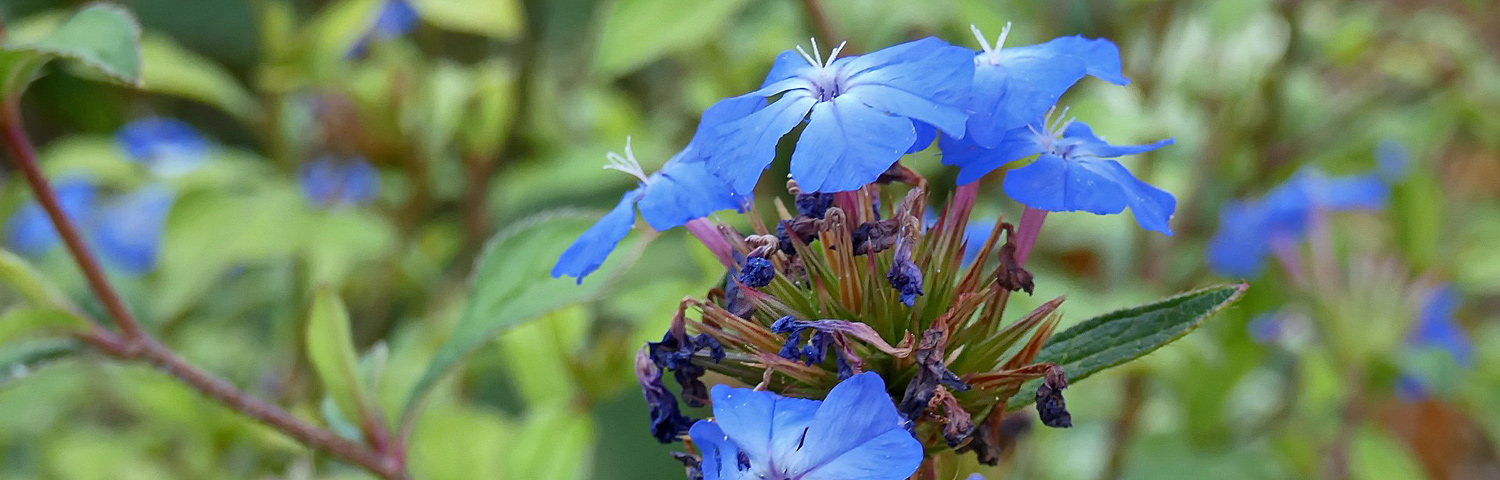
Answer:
xmin=300 ymin=157 xmax=380 ymax=208
xmin=689 ymin=372 xmax=922 ymax=480
xmin=90 ymin=185 xmax=174 ymax=274
xmin=1409 ymin=285 xmax=1472 ymax=366
xmin=348 ymin=0 xmax=420 ymax=57
xmin=6 ymin=179 xmax=96 ymax=256
xmin=958 ymin=25 xmax=1128 ymax=149
xmin=946 ymin=115 xmax=1174 ymax=234
xmin=1207 ymin=166 xmax=1391 ymax=277
xmin=552 ymin=97 xmax=761 ymax=282
xmin=707 ymin=37 xmax=975 ymax=194
xmin=117 ymin=117 xmax=210 ymax=177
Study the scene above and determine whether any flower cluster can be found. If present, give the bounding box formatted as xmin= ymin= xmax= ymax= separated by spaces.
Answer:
xmin=6 ymin=117 xmax=206 ymax=274
xmin=554 ymin=26 xmax=1175 ymax=478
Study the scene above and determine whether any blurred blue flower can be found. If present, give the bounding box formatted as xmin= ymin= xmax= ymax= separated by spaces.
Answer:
xmin=958 ymin=25 xmax=1128 ymax=149
xmin=90 ymin=185 xmax=174 ymax=274
xmin=348 ymin=0 xmax=420 ymax=57
xmin=1397 ymin=285 xmax=1472 ymax=400
xmin=707 ymin=37 xmax=974 ymax=194
xmin=689 ymin=372 xmax=921 ymax=480
xmin=6 ymin=179 xmax=96 ymax=256
xmin=947 ymin=116 xmax=1174 ymax=234
xmin=1207 ymin=166 xmax=1392 ymax=277
xmin=116 ymin=117 xmax=210 ymax=177
xmin=300 ymin=157 xmax=380 ymax=208
xmin=553 ymin=98 xmax=761 ymax=282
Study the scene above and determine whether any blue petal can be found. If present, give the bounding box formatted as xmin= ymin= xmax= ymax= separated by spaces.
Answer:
xmin=1060 ymin=122 xmax=1173 ymax=159
xmin=1003 ymin=155 xmax=1175 ymax=234
xmin=789 ymin=96 xmax=916 ymax=192
xmin=780 ymin=373 xmax=921 ymax=479
xmin=708 ymin=383 xmax=820 ymax=473
xmin=1297 ymin=171 xmax=1388 ymax=211
xmin=967 ymin=52 xmax=1086 ymax=147
xmin=941 ymin=127 xmax=1045 ymax=185
xmin=1376 ymin=139 xmax=1411 ymax=182
xmin=116 ymin=117 xmax=209 ymax=176
xmin=841 ymin=37 xmax=974 ymax=137
xmin=6 ymin=179 xmax=96 ymax=256
xmin=91 ymin=185 xmax=174 ymax=274
xmin=300 ymin=157 xmax=380 ymax=208
xmin=689 ymin=95 xmax=766 ymax=151
xmin=550 ymin=189 xmax=641 ymax=282
xmin=1206 ymin=200 xmax=1272 ymax=278
xmin=689 ymin=421 xmax=751 ymax=480
xmin=1411 ymin=285 xmax=1473 ymax=366
xmin=370 ymin=0 xmax=419 ymax=37
xmin=906 ymin=122 xmax=936 ymax=154
xmin=1006 ymin=36 xmax=1129 ymax=86
xmin=760 ymin=50 xmax=816 ymax=90
xmin=637 ymin=153 xmax=745 ymax=230
xmin=708 ymin=91 xmax=818 ymax=195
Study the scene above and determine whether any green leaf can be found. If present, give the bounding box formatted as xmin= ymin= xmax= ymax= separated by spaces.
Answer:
xmin=0 ymin=50 xmax=49 ymax=99
xmin=0 ymin=249 xmax=74 ymax=309
xmin=0 ymin=307 xmax=89 ymax=346
xmin=411 ymin=0 xmax=525 ymax=40
xmin=0 ymin=339 xmax=81 ymax=389
xmin=0 ymin=3 xmax=143 ymax=94
xmin=399 ymin=210 xmax=644 ymax=425
xmin=1008 ymin=284 xmax=1246 ymax=410
xmin=306 ymin=289 xmax=374 ymax=428
xmin=593 ymin=0 xmax=749 ymax=77
xmin=503 ymin=405 xmax=595 ymax=480
xmin=139 ymin=34 xmax=260 ymax=122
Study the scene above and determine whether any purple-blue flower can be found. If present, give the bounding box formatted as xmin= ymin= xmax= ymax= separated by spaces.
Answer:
xmin=6 ymin=179 xmax=96 ymax=256
xmin=1207 ymin=166 xmax=1391 ymax=277
xmin=706 ymin=37 xmax=975 ymax=194
xmin=116 ymin=117 xmax=210 ymax=177
xmin=552 ymin=97 xmax=761 ymax=282
xmin=348 ymin=0 xmax=420 ymax=57
xmin=1397 ymin=285 xmax=1472 ymax=400
xmin=300 ymin=157 xmax=380 ymax=208
xmin=957 ymin=25 xmax=1128 ymax=149
xmin=945 ymin=115 xmax=1174 ymax=234
xmin=689 ymin=372 xmax=922 ymax=480
xmin=90 ymin=185 xmax=174 ymax=274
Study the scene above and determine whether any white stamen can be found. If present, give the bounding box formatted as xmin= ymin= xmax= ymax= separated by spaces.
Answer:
xmin=794 ymin=38 xmax=849 ymax=68
xmin=995 ymin=22 xmax=1012 ymax=50
xmin=602 ymin=136 xmax=649 ymax=183
xmin=970 ymin=25 xmax=992 ymax=53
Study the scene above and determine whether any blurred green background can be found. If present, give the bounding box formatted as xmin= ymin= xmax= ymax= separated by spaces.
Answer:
xmin=1 ymin=0 xmax=1498 ymax=479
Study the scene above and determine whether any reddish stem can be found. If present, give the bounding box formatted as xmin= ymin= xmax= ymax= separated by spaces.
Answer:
xmin=1013 ymin=207 xmax=1048 ymax=267
xmin=0 ymin=104 xmax=408 ymax=480
xmin=685 ymin=218 xmax=735 ymax=268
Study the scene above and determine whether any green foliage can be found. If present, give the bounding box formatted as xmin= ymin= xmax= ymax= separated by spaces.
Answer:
xmin=400 ymin=210 xmax=644 ymax=425
xmin=1009 ymin=284 xmax=1247 ymax=410
xmin=306 ymin=289 xmax=379 ymax=430
xmin=593 ymin=0 xmax=751 ymax=77
xmin=0 ymin=3 xmax=142 ymax=98
xmin=0 ymin=339 xmax=79 ymax=389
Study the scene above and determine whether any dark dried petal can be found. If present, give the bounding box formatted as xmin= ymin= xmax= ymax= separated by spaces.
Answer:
xmin=886 ymin=254 xmax=924 ymax=307
xmin=996 ymin=223 xmax=1036 ymax=294
xmin=876 ymin=162 xmax=924 ymax=186
xmin=961 ymin=412 xmax=1032 ymax=466
xmin=637 ymin=350 xmax=694 ymax=443
xmin=795 ymin=191 xmax=835 ymax=219
xmin=736 ymin=257 xmax=775 ymax=287
xmin=647 ymin=331 xmax=725 ymax=408
xmin=851 ymin=218 xmax=901 ymax=255
xmin=671 ymin=452 xmax=703 ymax=480
xmin=1036 ymin=366 xmax=1071 ymax=428
xmin=931 ymin=388 xmax=975 ymax=448
xmin=897 ymin=327 xmax=968 ymax=420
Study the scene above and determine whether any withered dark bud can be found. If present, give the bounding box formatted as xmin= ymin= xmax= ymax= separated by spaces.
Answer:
xmin=897 ymin=326 xmax=969 ymax=421
xmin=776 ymin=217 xmax=822 ymax=255
xmin=851 ymin=219 xmax=901 ymax=255
xmin=794 ymin=191 xmax=835 ymax=219
xmin=1035 ymin=365 xmax=1071 ymax=428
xmin=670 ymin=451 xmax=703 ymax=480
xmin=736 ymin=257 xmax=775 ymax=287
xmin=931 ymin=387 xmax=974 ymax=448
xmin=961 ymin=412 xmax=1033 ymax=466
xmin=636 ymin=349 xmax=695 ymax=443
xmin=647 ymin=309 xmax=726 ymax=407
xmin=997 ymin=223 xmax=1035 ymax=294
xmin=875 ymin=162 xmax=924 ymax=186
xmin=721 ymin=273 xmax=754 ymax=318
xmin=886 ymin=238 xmax=925 ymax=306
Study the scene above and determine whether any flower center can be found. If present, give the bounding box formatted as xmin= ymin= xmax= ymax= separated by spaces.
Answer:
xmin=602 ymin=136 xmax=650 ymax=183
xmin=794 ymin=38 xmax=849 ymax=102
xmin=970 ymin=23 xmax=1012 ymax=66
xmin=1029 ymin=106 xmax=1075 ymax=157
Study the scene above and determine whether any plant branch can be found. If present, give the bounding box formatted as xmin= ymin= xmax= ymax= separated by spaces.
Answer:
xmin=798 ymin=0 xmax=847 ymax=51
xmin=0 ymin=104 xmax=409 ymax=480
